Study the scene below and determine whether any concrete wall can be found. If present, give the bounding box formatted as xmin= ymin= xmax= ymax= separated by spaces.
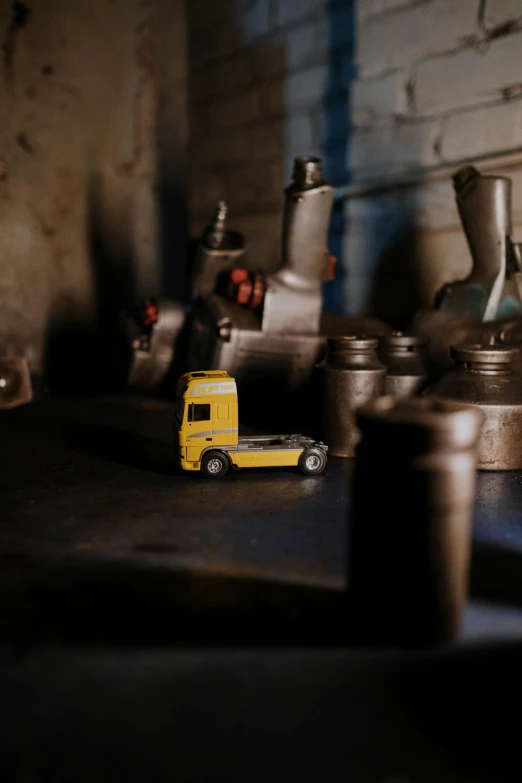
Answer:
xmin=0 ymin=0 xmax=187 ymax=374
xmin=187 ymin=0 xmax=522 ymax=325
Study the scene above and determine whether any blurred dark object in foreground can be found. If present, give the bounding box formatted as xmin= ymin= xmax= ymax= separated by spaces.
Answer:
xmin=350 ymin=396 xmax=482 ymax=647
xmin=2 ymin=636 xmax=522 ymax=783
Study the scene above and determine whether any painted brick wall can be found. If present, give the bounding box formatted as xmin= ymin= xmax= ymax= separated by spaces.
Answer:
xmin=187 ymin=0 xmax=345 ymax=285
xmin=187 ymin=0 xmax=522 ymax=324
xmin=347 ymin=0 xmax=522 ymax=323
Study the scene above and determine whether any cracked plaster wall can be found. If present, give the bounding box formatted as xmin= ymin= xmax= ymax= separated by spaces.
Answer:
xmin=0 ymin=0 xmax=187 ymax=374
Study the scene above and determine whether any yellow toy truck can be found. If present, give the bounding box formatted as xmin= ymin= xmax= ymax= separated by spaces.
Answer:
xmin=175 ymin=370 xmax=328 ymax=478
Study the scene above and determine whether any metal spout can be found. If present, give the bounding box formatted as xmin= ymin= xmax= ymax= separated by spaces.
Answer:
xmin=291 ymin=155 xmax=324 ymax=189
xmin=205 ymin=200 xmax=228 ymax=249
xmin=261 ymin=156 xmax=334 ymax=335
xmin=438 ymin=165 xmax=518 ymax=321
xmin=457 ymin=170 xmax=511 ymax=282
xmin=281 ymin=155 xmax=334 ymax=284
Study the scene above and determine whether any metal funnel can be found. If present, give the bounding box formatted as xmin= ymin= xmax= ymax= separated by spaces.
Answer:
xmin=438 ymin=166 xmax=512 ymax=321
xmin=262 ymin=156 xmax=334 ymax=334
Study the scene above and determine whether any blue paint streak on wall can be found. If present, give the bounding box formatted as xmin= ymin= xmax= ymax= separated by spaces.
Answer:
xmin=322 ymin=0 xmax=357 ymax=314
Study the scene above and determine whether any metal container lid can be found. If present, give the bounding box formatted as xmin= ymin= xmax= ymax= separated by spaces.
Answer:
xmin=451 ymin=344 xmax=519 ymax=366
xmin=383 ymin=332 xmax=427 ymax=351
xmin=327 ymin=335 xmax=379 ymax=352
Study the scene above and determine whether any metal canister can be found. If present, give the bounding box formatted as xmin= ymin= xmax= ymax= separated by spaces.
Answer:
xmin=262 ymin=155 xmax=335 ymax=336
xmin=348 ymin=396 xmax=482 ymax=647
xmin=424 ymin=344 xmax=522 ymax=470
xmin=379 ymin=332 xmax=428 ymax=396
xmin=319 ymin=336 xmax=385 ymax=457
xmin=281 ymin=155 xmax=334 ymax=283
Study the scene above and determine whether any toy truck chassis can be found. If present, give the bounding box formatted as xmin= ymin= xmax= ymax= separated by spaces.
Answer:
xmin=200 ymin=434 xmax=327 ymax=478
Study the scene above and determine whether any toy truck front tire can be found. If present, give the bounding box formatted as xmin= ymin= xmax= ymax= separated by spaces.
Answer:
xmin=298 ymin=446 xmax=327 ymax=476
xmin=201 ymin=451 xmax=229 ymax=478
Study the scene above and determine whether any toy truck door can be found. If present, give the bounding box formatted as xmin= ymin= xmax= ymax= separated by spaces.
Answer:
xmin=211 ymin=399 xmax=237 ymax=447
xmin=186 ymin=401 xmax=212 ymax=462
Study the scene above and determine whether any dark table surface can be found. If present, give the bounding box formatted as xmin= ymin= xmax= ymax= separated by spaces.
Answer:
xmin=1 ymin=393 xmax=346 ymax=583
xmin=2 ymin=393 xmax=522 ymax=635
xmin=2 ymin=394 xmax=522 ymax=782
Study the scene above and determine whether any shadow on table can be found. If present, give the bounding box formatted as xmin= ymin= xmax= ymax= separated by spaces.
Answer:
xmin=68 ymin=423 xmax=180 ymax=478
xmin=1 ymin=553 xmax=522 ymax=782
xmin=471 ymin=540 xmax=522 ymax=609
xmin=2 ymin=539 xmax=522 ymax=647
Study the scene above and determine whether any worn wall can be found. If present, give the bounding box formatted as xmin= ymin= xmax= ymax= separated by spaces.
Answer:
xmin=0 ymin=0 xmax=187 ymax=374
xmin=187 ymin=0 xmax=522 ymax=324
xmin=347 ymin=0 xmax=522 ymax=325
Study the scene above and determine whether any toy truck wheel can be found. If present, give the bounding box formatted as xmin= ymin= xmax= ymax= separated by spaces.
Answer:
xmin=201 ymin=451 xmax=229 ymax=479
xmin=299 ymin=447 xmax=326 ymax=476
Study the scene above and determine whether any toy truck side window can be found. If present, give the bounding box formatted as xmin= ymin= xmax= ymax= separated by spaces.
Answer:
xmin=175 ymin=398 xmax=185 ymax=425
xmin=188 ymin=403 xmax=211 ymax=422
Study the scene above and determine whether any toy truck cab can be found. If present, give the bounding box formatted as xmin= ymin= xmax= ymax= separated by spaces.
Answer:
xmin=176 ymin=371 xmax=239 ymax=466
xmin=175 ymin=370 xmax=328 ymax=478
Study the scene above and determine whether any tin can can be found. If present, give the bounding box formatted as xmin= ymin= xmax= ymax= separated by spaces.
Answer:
xmin=424 ymin=344 xmax=522 ymax=470
xmin=379 ymin=332 xmax=428 ymax=397
xmin=319 ymin=336 xmax=385 ymax=457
